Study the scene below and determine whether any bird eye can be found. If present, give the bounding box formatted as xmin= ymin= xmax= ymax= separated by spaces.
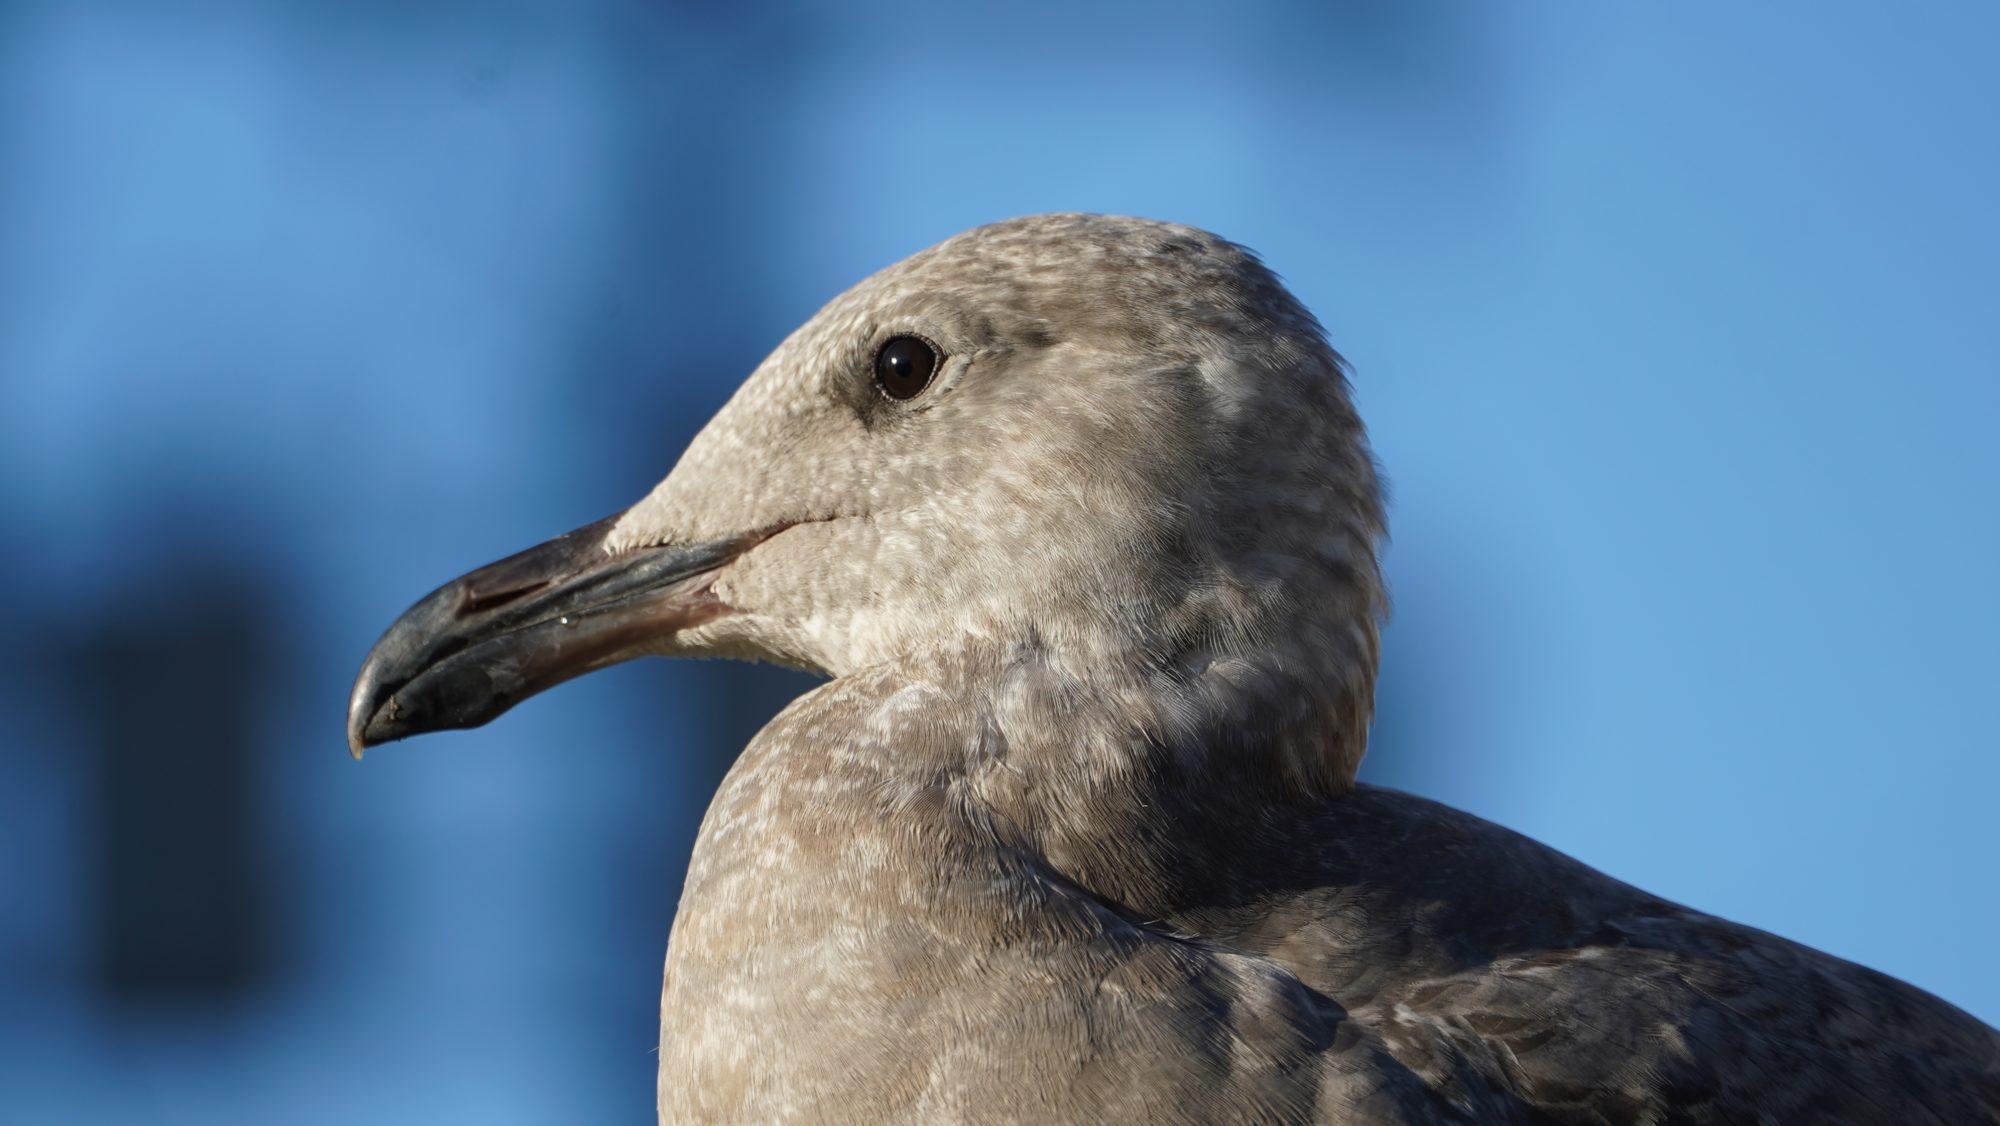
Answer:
xmin=874 ymin=335 xmax=939 ymax=401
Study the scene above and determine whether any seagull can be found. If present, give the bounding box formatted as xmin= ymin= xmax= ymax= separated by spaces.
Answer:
xmin=348 ymin=214 xmax=1999 ymax=1124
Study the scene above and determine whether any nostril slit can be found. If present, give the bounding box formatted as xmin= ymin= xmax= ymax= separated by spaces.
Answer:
xmin=461 ymin=579 xmax=550 ymax=615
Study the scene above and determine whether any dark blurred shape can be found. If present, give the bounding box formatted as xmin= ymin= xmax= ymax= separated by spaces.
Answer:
xmin=580 ymin=0 xmax=809 ymax=480
xmin=64 ymin=553 xmax=283 ymax=1004
xmin=668 ymin=663 xmax=823 ymax=808
xmin=581 ymin=658 xmax=818 ymax=1124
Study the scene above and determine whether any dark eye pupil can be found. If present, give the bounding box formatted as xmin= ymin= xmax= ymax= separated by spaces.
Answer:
xmin=875 ymin=336 xmax=938 ymax=400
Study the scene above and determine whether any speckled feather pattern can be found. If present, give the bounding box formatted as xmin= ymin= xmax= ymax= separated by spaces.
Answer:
xmin=617 ymin=215 xmax=1998 ymax=1123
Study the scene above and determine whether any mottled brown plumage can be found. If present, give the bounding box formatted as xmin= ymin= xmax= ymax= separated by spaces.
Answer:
xmin=349 ymin=214 xmax=2000 ymax=1124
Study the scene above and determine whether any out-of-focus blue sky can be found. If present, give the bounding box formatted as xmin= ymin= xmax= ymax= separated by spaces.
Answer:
xmin=1 ymin=2 xmax=1993 ymax=1121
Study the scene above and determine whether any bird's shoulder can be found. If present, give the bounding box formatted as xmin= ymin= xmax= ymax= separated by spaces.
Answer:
xmin=1170 ymin=786 xmax=2000 ymax=1124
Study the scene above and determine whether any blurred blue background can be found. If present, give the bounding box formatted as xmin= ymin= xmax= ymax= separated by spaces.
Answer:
xmin=2 ymin=1 xmax=1994 ymax=1121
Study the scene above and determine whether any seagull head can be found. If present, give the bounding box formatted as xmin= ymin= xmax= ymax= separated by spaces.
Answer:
xmin=348 ymin=214 xmax=1386 ymax=789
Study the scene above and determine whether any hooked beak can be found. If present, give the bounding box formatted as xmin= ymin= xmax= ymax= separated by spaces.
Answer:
xmin=346 ymin=514 xmax=753 ymax=758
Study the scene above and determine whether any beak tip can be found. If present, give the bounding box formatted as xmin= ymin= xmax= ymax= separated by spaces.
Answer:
xmin=346 ymin=661 xmax=390 ymax=761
